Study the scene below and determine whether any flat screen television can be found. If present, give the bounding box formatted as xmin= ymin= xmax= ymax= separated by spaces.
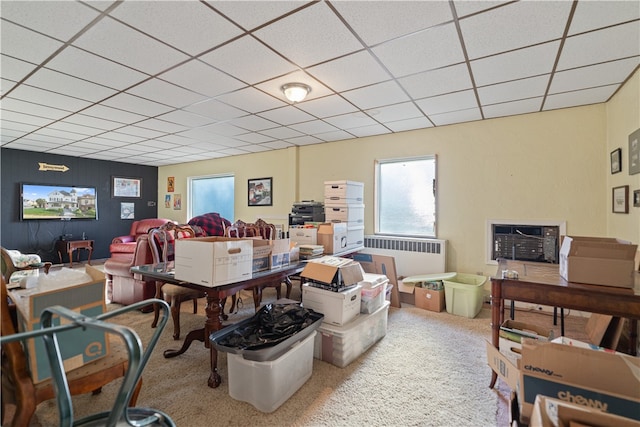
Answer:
xmin=20 ymin=183 xmax=98 ymax=220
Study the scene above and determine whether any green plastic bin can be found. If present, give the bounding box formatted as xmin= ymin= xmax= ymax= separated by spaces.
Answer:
xmin=442 ymin=273 xmax=487 ymax=318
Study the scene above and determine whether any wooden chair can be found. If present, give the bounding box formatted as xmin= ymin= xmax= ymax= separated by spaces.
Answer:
xmin=0 ymin=277 xmax=143 ymax=426
xmin=148 ymin=223 xmax=207 ymax=340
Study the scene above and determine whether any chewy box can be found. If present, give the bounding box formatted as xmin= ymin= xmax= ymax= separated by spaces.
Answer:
xmin=226 ymin=331 xmax=316 ymax=413
xmin=559 ymin=236 xmax=637 ymax=288
xmin=13 ymin=265 xmax=108 ymax=383
xmin=175 ymin=236 xmax=253 ymax=287
xmin=314 ymin=300 xmax=389 ymax=368
xmin=486 ymin=338 xmax=640 ymax=423
xmin=442 ymin=273 xmax=487 ymax=318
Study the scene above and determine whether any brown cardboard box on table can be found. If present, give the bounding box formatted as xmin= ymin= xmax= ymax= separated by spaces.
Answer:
xmin=559 ymin=236 xmax=637 ymax=288
xmin=317 ymin=223 xmax=348 ymax=255
xmin=300 ymin=256 xmax=363 ymax=289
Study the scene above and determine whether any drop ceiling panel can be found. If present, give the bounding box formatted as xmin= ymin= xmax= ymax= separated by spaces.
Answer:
xmin=384 ymin=116 xmax=434 ymax=133
xmin=550 ymin=58 xmax=640 ymax=94
xmin=557 ymin=22 xmax=640 ymax=70
xmin=0 ymin=55 xmax=38 ymax=84
xmin=216 ymin=87 xmax=287 ymax=114
xmin=460 ymin=1 xmax=572 ymax=60
xmin=253 ymin=2 xmax=363 ymax=67
xmin=206 ymin=1 xmax=310 ymax=32
xmin=483 ymin=98 xmax=544 ymax=119
xmin=24 ymin=68 xmax=117 ymax=102
xmin=72 ymin=17 xmax=189 ymax=75
xmin=109 ymin=1 xmax=243 ymax=56
xmin=296 ymin=95 xmax=358 ymax=118
xmin=1 ymin=21 xmax=64 ymax=64
xmin=342 ymin=81 xmax=410 ymax=110
xmin=399 ymin=64 xmax=473 ymax=100
xmin=101 ymin=92 xmax=173 ymax=117
xmin=430 ymin=107 xmax=482 ymax=126
xmin=332 ymin=0 xmax=454 ymax=46
xmin=307 ymin=50 xmax=391 ymax=92
xmin=416 ymin=90 xmax=478 ymax=116
xmin=199 ymin=36 xmax=298 ymax=85
xmin=477 ymin=75 xmax=550 ymax=105
xmin=159 ymin=59 xmax=246 ymax=98
xmin=126 ymin=78 xmax=207 ymax=109
xmin=258 ymin=106 xmax=316 ymax=126
xmin=373 ymin=23 xmax=465 ymax=77
xmin=3 ymin=98 xmax=72 ymax=120
xmin=543 ymin=84 xmax=620 ymax=111
xmin=569 ymin=1 xmax=640 ymax=35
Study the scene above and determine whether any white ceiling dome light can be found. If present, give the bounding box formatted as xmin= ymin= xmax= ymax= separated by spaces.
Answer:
xmin=281 ymin=83 xmax=311 ymax=103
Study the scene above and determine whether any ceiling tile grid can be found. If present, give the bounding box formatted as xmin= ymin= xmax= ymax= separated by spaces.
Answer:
xmin=0 ymin=0 xmax=638 ymax=166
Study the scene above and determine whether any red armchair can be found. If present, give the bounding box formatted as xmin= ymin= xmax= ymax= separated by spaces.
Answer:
xmin=109 ymin=218 xmax=173 ymax=259
xmin=104 ymin=234 xmax=156 ymax=310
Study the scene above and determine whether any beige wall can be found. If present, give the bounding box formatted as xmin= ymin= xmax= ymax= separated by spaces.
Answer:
xmin=159 ymin=69 xmax=639 ymax=276
xmin=606 ymin=69 xmax=640 ymax=245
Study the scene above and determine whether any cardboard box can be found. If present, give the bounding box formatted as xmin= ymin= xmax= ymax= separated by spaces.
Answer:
xmin=317 ymin=222 xmax=348 ymax=254
xmin=251 ymin=239 xmax=272 ymax=273
xmin=486 ymin=338 xmax=640 ymax=423
xmin=324 ymin=203 xmax=365 ymax=226
xmin=175 ymin=236 xmax=253 ymax=287
xmin=414 ymin=287 xmax=444 ymax=312
xmin=300 ymin=256 xmax=363 ymax=289
xmin=530 ymin=395 xmax=640 ymax=427
xmin=13 ymin=265 xmax=108 ymax=383
xmin=289 ymin=227 xmax=317 ymax=246
xmin=302 ymin=283 xmax=361 ymax=326
xmin=269 ymin=238 xmax=290 ymax=269
xmin=559 ymin=236 xmax=637 ymax=288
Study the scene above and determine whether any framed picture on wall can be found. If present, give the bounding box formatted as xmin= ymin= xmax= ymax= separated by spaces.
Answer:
xmin=112 ymin=176 xmax=141 ymax=198
xmin=248 ymin=177 xmax=272 ymax=206
xmin=610 ymin=148 xmax=622 ymax=174
xmin=629 ymin=128 xmax=640 ymax=175
xmin=120 ymin=202 xmax=135 ymax=219
xmin=612 ymin=185 xmax=629 ymax=213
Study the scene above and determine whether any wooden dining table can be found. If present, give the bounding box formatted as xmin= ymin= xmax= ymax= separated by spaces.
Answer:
xmin=131 ymin=262 xmax=306 ymax=388
xmin=488 ymin=260 xmax=640 ymax=389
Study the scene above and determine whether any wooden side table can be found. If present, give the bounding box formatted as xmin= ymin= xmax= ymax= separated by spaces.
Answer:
xmin=56 ymin=239 xmax=94 ymax=268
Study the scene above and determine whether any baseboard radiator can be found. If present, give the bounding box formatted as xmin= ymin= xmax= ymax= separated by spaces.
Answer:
xmin=360 ymin=235 xmax=446 ymax=277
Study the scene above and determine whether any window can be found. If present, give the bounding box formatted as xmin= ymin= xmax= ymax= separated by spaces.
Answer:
xmin=188 ymin=174 xmax=234 ymax=221
xmin=375 ymin=156 xmax=436 ymax=237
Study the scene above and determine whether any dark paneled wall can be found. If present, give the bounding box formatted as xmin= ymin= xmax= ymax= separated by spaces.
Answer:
xmin=1 ymin=148 xmax=158 ymax=263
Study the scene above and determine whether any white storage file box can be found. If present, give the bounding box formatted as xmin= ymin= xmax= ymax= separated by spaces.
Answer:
xmin=302 ymin=283 xmax=361 ymax=326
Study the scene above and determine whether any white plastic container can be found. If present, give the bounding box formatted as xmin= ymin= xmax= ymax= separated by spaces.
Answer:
xmin=314 ymin=301 xmax=389 ymax=368
xmin=359 ymin=273 xmax=388 ymax=314
xmin=227 ymin=331 xmax=316 ymax=413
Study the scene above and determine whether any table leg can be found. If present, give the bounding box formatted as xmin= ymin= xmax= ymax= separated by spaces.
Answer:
xmin=87 ymin=246 xmax=92 ymax=265
xmin=67 ymin=249 xmax=74 ymax=268
xmin=205 ymin=293 xmax=224 ymax=388
xmin=630 ymin=319 xmax=638 ymax=357
xmin=489 ymin=279 xmax=503 ymax=389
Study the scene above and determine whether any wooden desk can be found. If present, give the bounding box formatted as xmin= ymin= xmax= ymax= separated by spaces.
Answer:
xmin=56 ymin=240 xmax=94 ymax=268
xmin=131 ymin=262 xmax=306 ymax=389
xmin=489 ymin=260 xmax=640 ymax=389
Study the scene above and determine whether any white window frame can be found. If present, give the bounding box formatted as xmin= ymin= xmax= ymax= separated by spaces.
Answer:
xmin=187 ymin=173 xmax=235 ymax=221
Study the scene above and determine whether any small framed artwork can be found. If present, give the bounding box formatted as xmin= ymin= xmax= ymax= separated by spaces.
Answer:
xmin=164 ymin=194 xmax=171 ymax=208
xmin=612 ymin=185 xmax=629 ymax=213
xmin=634 ymin=189 xmax=640 ymax=208
xmin=120 ymin=202 xmax=135 ymax=219
xmin=112 ymin=176 xmax=142 ymax=198
xmin=248 ymin=177 xmax=272 ymax=206
xmin=629 ymin=128 xmax=640 ymax=175
xmin=610 ymin=148 xmax=622 ymax=174
xmin=173 ymin=194 xmax=182 ymax=210
xmin=167 ymin=176 xmax=175 ymax=192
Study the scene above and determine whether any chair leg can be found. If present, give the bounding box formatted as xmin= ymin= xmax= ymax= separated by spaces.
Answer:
xmin=170 ymin=296 xmax=182 ymax=340
xmin=192 ymin=298 xmax=197 ymax=314
xmin=151 ymin=281 xmax=163 ymax=329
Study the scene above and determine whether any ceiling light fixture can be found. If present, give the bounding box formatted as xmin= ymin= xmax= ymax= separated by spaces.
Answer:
xmin=281 ymin=83 xmax=311 ymax=103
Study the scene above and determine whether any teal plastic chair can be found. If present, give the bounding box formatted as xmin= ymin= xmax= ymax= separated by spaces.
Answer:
xmin=0 ymin=298 xmax=175 ymax=427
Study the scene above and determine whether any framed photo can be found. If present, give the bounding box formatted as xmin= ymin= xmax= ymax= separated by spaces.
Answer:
xmin=634 ymin=189 xmax=640 ymax=208
xmin=248 ymin=177 xmax=272 ymax=206
xmin=173 ymin=194 xmax=182 ymax=210
xmin=120 ymin=202 xmax=135 ymax=219
xmin=629 ymin=128 xmax=640 ymax=175
xmin=610 ymin=148 xmax=622 ymax=174
xmin=167 ymin=176 xmax=175 ymax=192
xmin=612 ymin=185 xmax=629 ymax=213
xmin=112 ymin=176 xmax=141 ymax=198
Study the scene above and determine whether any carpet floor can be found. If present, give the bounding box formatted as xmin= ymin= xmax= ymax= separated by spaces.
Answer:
xmin=11 ymin=267 xmax=591 ymax=427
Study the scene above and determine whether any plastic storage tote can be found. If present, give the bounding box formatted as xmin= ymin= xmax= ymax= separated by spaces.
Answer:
xmin=226 ymin=331 xmax=316 ymax=413
xmin=442 ymin=273 xmax=487 ymax=318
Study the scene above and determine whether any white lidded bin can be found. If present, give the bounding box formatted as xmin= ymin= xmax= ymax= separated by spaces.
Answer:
xmin=227 ymin=331 xmax=316 ymax=413
xmin=314 ymin=301 xmax=389 ymax=368
xmin=359 ymin=273 xmax=389 ymax=314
